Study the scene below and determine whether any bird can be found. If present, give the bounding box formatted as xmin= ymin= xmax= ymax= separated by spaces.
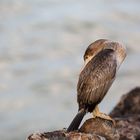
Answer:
xmin=67 ymin=39 xmax=126 ymax=132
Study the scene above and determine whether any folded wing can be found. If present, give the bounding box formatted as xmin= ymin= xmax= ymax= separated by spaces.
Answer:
xmin=77 ymin=49 xmax=117 ymax=111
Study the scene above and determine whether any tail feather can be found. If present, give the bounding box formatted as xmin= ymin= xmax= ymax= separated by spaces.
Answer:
xmin=67 ymin=109 xmax=86 ymax=132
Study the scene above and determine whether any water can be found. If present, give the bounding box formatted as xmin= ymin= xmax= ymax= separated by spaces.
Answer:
xmin=0 ymin=0 xmax=140 ymax=139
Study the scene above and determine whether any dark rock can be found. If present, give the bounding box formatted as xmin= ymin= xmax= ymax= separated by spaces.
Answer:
xmin=110 ymin=87 xmax=140 ymax=140
xmin=115 ymin=116 xmax=140 ymax=140
xmin=110 ymin=87 xmax=140 ymax=117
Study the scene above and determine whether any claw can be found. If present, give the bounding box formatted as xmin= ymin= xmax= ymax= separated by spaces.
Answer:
xmin=92 ymin=105 xmax=116 ymax=126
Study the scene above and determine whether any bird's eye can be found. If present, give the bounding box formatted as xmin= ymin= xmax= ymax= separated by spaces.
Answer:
xmin=85 ymin=56 xmax=89 ymax=60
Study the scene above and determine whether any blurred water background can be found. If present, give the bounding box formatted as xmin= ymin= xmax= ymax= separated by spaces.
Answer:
xmin=0 ymin=0 xmax=140 ymax=139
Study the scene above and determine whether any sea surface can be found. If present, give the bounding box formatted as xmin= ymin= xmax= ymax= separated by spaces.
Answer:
xmin=0 ymin=0 xmax=140 ymax=139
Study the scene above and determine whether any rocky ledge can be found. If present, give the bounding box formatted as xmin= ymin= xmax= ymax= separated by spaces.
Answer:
xmin=27 ymin=87 xmax=140 ymax=140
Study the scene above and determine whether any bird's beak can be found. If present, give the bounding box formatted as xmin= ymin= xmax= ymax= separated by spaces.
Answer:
xmin=80 ymin=60 xmax=88 ymax=73
xmin=80 ymin=56 xmax=93 ymax=73
xmin=84 ymin=59 xmax=89 ymax=66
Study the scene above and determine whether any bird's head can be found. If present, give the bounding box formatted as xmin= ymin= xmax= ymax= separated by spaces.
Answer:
xmin=83 ymin=39 xmax=126 ymax=66
xmin=83 ymin=39 xmax=108 ymax=65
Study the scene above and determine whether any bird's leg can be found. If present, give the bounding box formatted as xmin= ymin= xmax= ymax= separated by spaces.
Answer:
xmin=92 ymin=106 xmax=115 ymax=125
xmin=92 ymin=105 xmax=99 ymax=118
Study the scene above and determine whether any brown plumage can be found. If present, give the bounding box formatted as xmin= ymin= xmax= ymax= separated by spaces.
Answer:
xmin=67 ymin=39 xmax=126 ymax=132
xmin=78 ymin=49 xmax=116 ymax=112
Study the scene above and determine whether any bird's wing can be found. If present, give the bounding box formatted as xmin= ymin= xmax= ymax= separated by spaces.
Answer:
xmin=77 ymin=49 xmax=117 ymax=110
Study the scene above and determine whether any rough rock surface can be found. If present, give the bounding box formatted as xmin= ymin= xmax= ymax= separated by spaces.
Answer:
xmin=27 ymin=87 xmax=140 ymax=140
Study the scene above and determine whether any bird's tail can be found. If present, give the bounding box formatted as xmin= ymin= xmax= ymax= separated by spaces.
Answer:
xmin=67 ymin=109 xmax=87 ymax=132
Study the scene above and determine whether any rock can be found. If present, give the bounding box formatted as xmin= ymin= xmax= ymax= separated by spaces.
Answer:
xmin=79 ymin=117 xmax=120 ymax=140
xmin=27 ymin=130 xmax=105 ymax=140
xmin=110 ymin=87 xmax=140 ymax=140
xmin=115 ymin=115 xmax=140 ymax=140
xmin=110 ymin=87 xmax=140 ymax=117
xmin=27 ymin=87 xmax=140 ymax=140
